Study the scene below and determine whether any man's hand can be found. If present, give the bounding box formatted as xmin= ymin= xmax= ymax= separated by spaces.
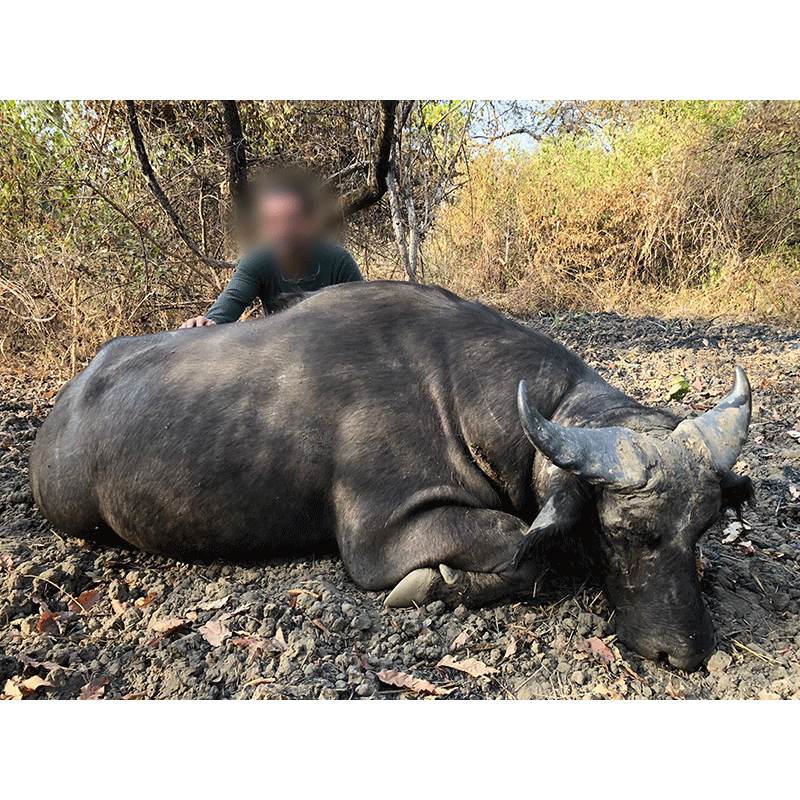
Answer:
xmin=179 ymin=316 xmax=217 ymax=329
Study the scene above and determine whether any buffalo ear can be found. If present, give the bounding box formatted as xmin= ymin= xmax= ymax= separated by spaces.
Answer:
xmin=720 ymin=472 xmax=755 ymax=512
xmin=513 ymin=485 xmax=589 ymax=573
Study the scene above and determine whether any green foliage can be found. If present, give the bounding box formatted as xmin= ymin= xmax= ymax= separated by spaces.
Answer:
xmin=431 ymin=100 xmax=800 ymax=318
xmin=668 ymin=376 xmax=690 ymax=401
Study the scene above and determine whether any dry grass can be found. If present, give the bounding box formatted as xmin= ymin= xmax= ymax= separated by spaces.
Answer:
xmin=427 ymin=101 xmax=800 ymax=323
xmin=2 ymin=101 xmax=798 ymax=380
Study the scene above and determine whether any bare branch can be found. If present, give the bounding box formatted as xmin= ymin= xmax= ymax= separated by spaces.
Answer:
xmin=337 ymin=101 xmax=398 ymax=218
xmin=125 ymin=101 xmax=234 ymax=270
xmin=397 ymin=100 xmax=415 ymax=134
xmin=324 ymin=160 xmax=369 ymax=186
xmin=472 ymin=127 xmax=542 ymax=143
xmin=83 ymin=179 xmax=219 ymax=287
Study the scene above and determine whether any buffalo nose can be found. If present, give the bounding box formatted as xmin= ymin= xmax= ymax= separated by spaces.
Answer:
xmin=667 ymin=644 xmax=714 ymax=672
xmin=664 ymin=623 xmax=716 ymax=672
xmin=616 ymin=611 xmax=715 ymax=672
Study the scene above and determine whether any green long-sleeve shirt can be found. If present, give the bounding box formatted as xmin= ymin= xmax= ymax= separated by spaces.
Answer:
xmin=205 ymin=240 xmax=363 ymax=323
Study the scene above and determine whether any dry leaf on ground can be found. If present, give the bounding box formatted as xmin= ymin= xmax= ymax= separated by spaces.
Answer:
xmin=149 ymin=617 xmax=187 ymax=635
xmin=592 ymin=683 xmax=616 ymax=699
xmin=199 ymin=619 xmax=230 ymax=647
xmin=287 ymin=588 xmax=321 ymax=600
xmin=665 ymin=680 xmax=685 ymax=699
xmin=450 ymin=629 xmax=469 ymax=652
xmin=230 ymin=635 xmax=267 ymax=662
xmin=595 ymin=677 xmax=630 ymax=699
xmin=17 ymin=654 xmax=60 ymax=671
xmin=3 ymin=675 xmax=53 ymax=700
xmin=78 ymin=677 xmax=109 ymax=700
xmin=68 ymin=588 xmax=101 ymax=613
xmin=197 ymin=595 xmax=230 ymax=612
xmin=36 ymin=606 xmax=60 ymax=635
xmin=219 ymin=604 xmax=250 ymax=621
xmin=580 ymin=636 xmax=615 ymax=665
xmin=377 ymin=669 xmax=453 ymax=697
xmin=134 ymin=592 xmax=159 ymax=609
xmin=110 ymin=599 xmax=129 ymax=615
xmin=437 ymin=654 xmax=496 ymax=678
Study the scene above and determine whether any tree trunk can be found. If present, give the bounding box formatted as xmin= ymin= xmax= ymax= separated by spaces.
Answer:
xmin=219 ymin=100 xmax=248 ymax=215
xmin=386 ymin=164 xmax=416 ymax=282
xmin=337 ymin=101 xmax=398 ymax=218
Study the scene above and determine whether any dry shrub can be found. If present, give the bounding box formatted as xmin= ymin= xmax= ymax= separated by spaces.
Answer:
xmin=0 ymin=101 xmax=393 ymax=378
xmin=429 ymin=101 xmax=800 ymax=322
xmin=2 ymin=101 xmax=798 ymax=381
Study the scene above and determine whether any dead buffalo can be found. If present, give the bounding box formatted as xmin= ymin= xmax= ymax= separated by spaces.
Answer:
xmin=29 ymin=281 xmax=753 ymax=670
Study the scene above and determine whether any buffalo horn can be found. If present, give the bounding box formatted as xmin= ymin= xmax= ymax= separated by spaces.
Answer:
xmin=672 ymin=366 xmax=751 ymax=473
xmin=516 ymin=380 xmax=649 ymax=488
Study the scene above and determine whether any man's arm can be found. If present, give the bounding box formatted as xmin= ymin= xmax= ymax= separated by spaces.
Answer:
xmin=180 ymin=256 xmax=262 ymax=328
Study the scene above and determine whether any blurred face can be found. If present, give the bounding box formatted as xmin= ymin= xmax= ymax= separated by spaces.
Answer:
xmin=256 ymin=190 xmax=318 ymax=265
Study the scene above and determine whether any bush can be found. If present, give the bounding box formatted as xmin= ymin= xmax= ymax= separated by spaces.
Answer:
xmin=429 ymin=101 xmax=800 ymax=321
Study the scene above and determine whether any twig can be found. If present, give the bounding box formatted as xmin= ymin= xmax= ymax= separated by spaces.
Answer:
xmin=21 ymin=573 xmax=88 ymax=612
xmin=750 ymin=572 xmax=767 ymax=595
xmin=0 ymin=304 xmax=57 ymax=323
xmin=732 ymin=640 xmax=781 ymax=665
xmin=324 ymin=160 xmax=369 ymax=185
xmin=83 ymin=179 xmax=219 ymax=287
xmin=70 ymin=276 xmax=78 ymax=376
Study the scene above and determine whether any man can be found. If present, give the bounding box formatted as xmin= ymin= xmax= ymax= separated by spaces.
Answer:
xmin=180 ymin=172 xmax=363 ymax=328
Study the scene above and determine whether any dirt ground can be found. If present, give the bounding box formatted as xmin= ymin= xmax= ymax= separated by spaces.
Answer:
xmin=1 ymin=310 xmax=799 ymax=700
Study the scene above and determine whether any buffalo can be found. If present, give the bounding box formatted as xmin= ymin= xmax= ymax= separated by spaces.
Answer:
xmin=29 ymin=281 xmax=753 ymax=671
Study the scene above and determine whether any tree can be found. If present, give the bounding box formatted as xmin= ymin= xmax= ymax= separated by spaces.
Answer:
xmin=386 ymin=101 xmax=475 ymax=282
xmin=336 ymin=101 xmax=397 ymax=218
xmin=126 ymin=100 xmax=235 ymax=270
xmin=127 ymin=99 xmax=398 ymax=267
xmin=220 ymin=100 xmax=249 ymax=216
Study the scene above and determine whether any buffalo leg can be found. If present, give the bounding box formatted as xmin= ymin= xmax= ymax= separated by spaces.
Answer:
xmin=344 ymin=506 xmax=536 ymax=608
xmin=384 ymin=561 xmax=537 ymax=608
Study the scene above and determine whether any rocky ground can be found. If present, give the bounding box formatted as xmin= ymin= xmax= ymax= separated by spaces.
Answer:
xmin=1 ymin=310 xmax=799 ymax=700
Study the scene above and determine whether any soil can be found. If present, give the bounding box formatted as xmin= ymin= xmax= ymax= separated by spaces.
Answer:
xmin=1 ymin=310 xmax=799 ymax=700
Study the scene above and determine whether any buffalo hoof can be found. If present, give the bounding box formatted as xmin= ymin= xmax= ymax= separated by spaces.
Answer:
xmin=384 ymin=567 xmax=441 ymax=607
xmin=439 ymin=564 xmax=461 ymax=585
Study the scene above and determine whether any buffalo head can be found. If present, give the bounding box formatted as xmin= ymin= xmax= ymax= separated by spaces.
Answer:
xmin=517 ymin=367 xmax=752 ymax=671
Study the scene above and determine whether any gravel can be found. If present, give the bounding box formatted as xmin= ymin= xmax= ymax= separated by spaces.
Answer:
xmin=1 ymin=309 xmax=799 ymax=699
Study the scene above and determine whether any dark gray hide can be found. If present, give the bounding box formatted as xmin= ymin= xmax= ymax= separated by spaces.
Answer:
xmin=29 ymin=281 xmax=752 ymax=669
